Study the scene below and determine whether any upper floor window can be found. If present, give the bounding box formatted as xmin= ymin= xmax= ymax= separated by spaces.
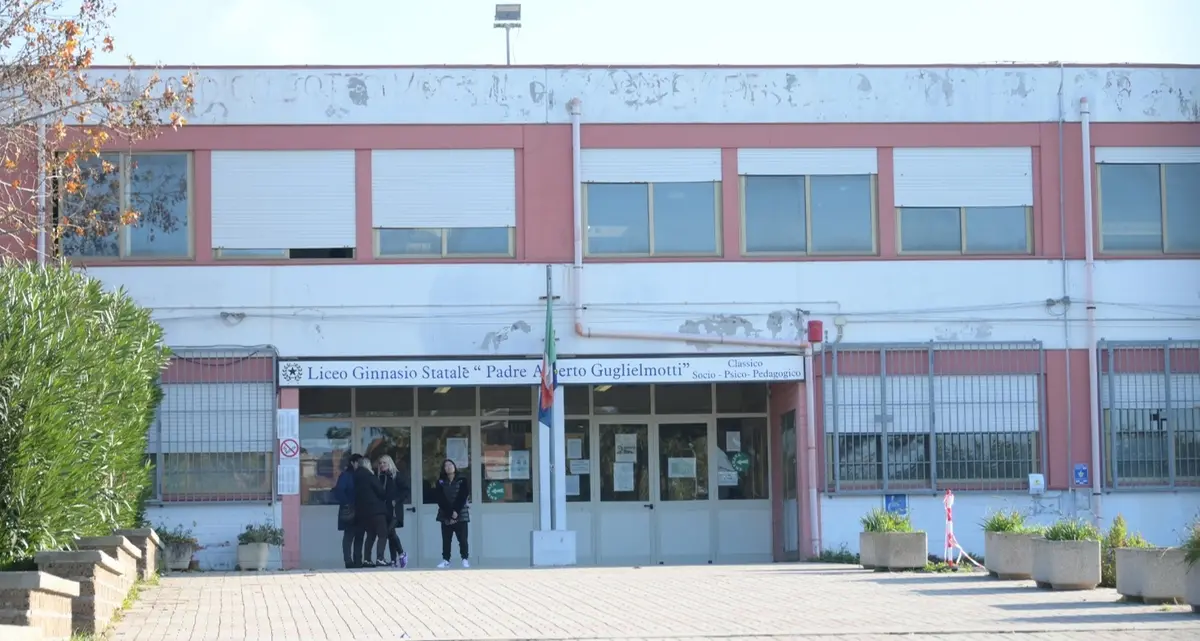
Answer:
xmin=1098 ymin=162 xmax=1200 ymax=253
xmin=56 ymin=152 xmax=192 ymax=259
xmin=897 ymin=206 xmax=1031 ymax=254
xmin=372 ymin=149 xmax=516 ymax=259
xmin=892 ymin=147 xmax=1034 ymax=256
xmin=212 ymin=150 xmax=356 ymax=260
xmin=741 ymin=174 xmax=876 ymax=254
xmin=580 ymin=148 xmax=722 ymax=258
xmin=584 ymin=181 xmax=721 ymax=256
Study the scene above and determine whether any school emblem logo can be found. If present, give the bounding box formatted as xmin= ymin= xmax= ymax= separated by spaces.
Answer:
xmin=280 ymin=362 xmax=305 ymax=384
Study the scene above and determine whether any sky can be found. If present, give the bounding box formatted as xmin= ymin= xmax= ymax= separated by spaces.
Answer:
xmin=97 ymin=0 xmax=1197 ymax=67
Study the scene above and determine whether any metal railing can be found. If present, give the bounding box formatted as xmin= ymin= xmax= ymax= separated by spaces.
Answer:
xmin=146 ymin=345 xmax=279 ymax=503
xmin=823 ymin=341 xmax=1046 ymax=494
xmin=1100 ymin=339 xmax=1200 ymax=490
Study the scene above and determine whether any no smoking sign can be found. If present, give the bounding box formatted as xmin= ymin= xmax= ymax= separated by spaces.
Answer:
xmin=279 ymin=438 xmax=300 ymax=459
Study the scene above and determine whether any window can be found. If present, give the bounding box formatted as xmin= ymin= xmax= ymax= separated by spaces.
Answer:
xmin=375 ymin=227 xmax=514 ymax=258
xmin=741 ymin=175 xmax=876 ymax=254
xmin=897 ymin=206 xmax=1031 ymax=254
xmin=56 ymin=152 xmax=192 ymax=259
xmin=1103 ymin=408 xmax=1200 ymax=486
xmin=825 ymin=432 xmax=1039 ymax=490
xmin=214 ymin=248 xmax=355 ymax=260
xmin=583 ymin=182 xmax=721 ymax=256
xmin=149 ymin=452 xmax=273 ymax=502
xmin=1098 ymin=163 xmax=1200 ymax=253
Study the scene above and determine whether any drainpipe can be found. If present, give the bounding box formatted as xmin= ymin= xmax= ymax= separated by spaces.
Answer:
xmin=567 ymin=99 xmax=810 ymax=352
xmin=804 ymin=343 xmax=821 ymax=558
xmin=1055 ymin=63 xmax=1074 ymax=511
xmin=1080 ymin=97 xmax=1103 ymax=525
xmin=36 ymin=119 xmax=46 ymax=265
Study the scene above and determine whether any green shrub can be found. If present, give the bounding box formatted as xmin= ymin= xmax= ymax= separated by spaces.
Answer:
xmin=0 ymin=260 xmax=168 ymax=569
xmin=980 ymin=509 xmax=1038 ymax=534
xmin=1099 ymin=514 xmax=1152 ymax=588
xmin=157 ymin=523 xmax=199 ymax=549
xmin=1183 ymin=520 xmax=1200 ymax=568
xmin=1043 ymin=518 xmax=1102 ymax=542
xmin=860 ymin=508 xmax=914 ymax=533
xmin=809 ymin=543 xmax=859 ymax=564
xmin=237 ymin=523 xmax=284 ymax=546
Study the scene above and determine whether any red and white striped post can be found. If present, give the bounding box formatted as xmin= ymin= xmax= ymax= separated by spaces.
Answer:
xmin=943 ymin=489 xmax=956 ymax=565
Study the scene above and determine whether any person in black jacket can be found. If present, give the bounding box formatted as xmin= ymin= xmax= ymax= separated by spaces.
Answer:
xmin=352 ymin=458 xmax=390 ymax=567
xmin=376 ymin=455 xmax=408 ymax=568
xmin=435 ymin=458 xmax=470 ymax=568
xmin=332 ymin=454 xmax=364 ymax=568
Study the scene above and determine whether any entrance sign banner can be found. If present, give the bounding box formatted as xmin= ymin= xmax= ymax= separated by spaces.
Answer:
xmin=277 ymin=354 xmax=805 ymax=387
xmin=615 ymin=434 xmax=637 ymax=462
xmin=667 ymin=457 xmax=697 ymax=479
xmin=446 ymin=438 xmax=469 ymax=468
xmin=613 ymin=462 xmax=636 ymax=492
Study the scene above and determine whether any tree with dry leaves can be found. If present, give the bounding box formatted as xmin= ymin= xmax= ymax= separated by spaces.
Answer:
xmin=0 ymin=0 xmax=194 ymax=259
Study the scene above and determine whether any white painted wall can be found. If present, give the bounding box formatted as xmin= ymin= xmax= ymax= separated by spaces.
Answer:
xmin=103 ymin=66 xmax=1200 ymax=124
xmin=820 ymin=491 xmax=1200 ymax=558
xmin=85 ymin=259 xmax=1199 ymax=357
xmin=145 ymin=503 xmax=283 ymax=570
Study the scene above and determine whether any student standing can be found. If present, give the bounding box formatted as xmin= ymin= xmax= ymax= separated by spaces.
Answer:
xmin=434 ymin=458 xmax=470 ymax=568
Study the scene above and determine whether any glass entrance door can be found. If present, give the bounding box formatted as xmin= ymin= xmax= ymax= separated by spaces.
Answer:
xmin=655 ymin=420 xmax=715 ymax=564
xmin=595 ymin=423 xmax=654 ymax=566
xmin=416 ymin=422 xmax=475 ymax=568
xmin=358 ymin=423 xmax=417 ymax=565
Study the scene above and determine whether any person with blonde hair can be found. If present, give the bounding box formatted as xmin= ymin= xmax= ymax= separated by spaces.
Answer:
xmin=376 ymin=454 xmax=409 ymax=568
xmin=352 ymin=455 xmax=390 ymax=567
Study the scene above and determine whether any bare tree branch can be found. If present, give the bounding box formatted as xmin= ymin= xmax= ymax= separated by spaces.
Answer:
xmin=0 ymin=0 xmax=195 ymax=257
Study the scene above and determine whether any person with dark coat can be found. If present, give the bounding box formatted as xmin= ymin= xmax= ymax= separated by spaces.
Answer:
xmin=332 ymin=453 xmax=364 ymax=568
xmin=352 ymin=458 xmax=390 ymax=567
xmin=376 ymin=455 xmax=408 ymax=568
xmin=435 ymin=458 xmax=470 ymax=568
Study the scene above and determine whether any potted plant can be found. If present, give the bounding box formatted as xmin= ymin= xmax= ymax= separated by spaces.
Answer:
xmin=1032 ymin=518 xmax=1102 ymax=590
xmin=158 ymin=523 xmax=200 ymax=572
xmin=981 ymin=509 xmax=1041 ymax=580
xmin=859 ymin=508 xmax=926 ymax=571
xmin=1105 ymin=515 xmax=1178 ymax=603
xmin=236 ymin=522 xmax=284 ymax=571
xmin=1183 ymin=520 xmax=1200 ymax=613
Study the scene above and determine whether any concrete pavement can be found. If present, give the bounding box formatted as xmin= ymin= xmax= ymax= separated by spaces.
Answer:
xmin=109 ymin=563 xmax=1200 ymax=640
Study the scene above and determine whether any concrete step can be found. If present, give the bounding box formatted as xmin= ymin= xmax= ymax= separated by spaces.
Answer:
xmin=0 ymin=623 xmax=42 ymax=640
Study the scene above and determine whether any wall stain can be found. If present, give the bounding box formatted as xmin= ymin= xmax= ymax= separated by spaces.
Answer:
xmin=1006 ymin=72 xmax=1032 ymax=98
xmin=933 ymin=322 xmax=994 ymax=341
xmin=678 ymin=314 xmax=762 ymax=351
xmin=1104 ymin=71 xmax=1133 ymax=112
xmin=766 ymin=309 xmax=804 ymax=340
xmin=479 ymin=321 xmax=531 ymax=351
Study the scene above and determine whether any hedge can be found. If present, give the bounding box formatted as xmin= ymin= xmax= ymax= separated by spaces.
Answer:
xmin=0 ymin=259 xmax=168 ymax=569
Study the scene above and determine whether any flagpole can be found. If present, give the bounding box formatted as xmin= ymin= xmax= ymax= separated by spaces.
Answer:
xmin=537 ymin=266 xmax=553 ymax=531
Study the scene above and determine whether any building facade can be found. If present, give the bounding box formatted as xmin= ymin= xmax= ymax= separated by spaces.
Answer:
xmin=51 ymin=64 xmax=1200 ymax=569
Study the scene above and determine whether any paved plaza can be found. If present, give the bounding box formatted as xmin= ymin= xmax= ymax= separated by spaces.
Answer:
xmin=110 ymin=564 xmax=1200 ymax=641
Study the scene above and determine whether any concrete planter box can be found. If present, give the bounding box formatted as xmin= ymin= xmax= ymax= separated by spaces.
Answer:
xmin=984 ymin=531 xmax=1035 ymax=580
xmin=876 ymin=532 xmax=928 ymax=571
xmin=34 ymin=550 xmax=123 ymax=636
xmin=859 ymin=532 xmax=880 ymax=569
xmin=237 ymin=543 xmax=271 ymax=571
xmin=1186 ymin=563 xmax=1200 ymax=614
xmin=1031 ymin=537 xmax=1101 ymax=590
xmin=1116 ymin=547 xmax=1186 ymax=604
xmin=164 ymin=543 xmax=196 ymax=572
xmin=114 ymin=528 xmax=162 ymax=580
xmin=75 ymin=536 xmax=141 ymax=596
xmin=0 ymin=571 xmax=80 ymax=640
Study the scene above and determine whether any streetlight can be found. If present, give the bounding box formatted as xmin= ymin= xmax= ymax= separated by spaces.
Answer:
xmin=493 ymin=4 xmax=521 ymax=65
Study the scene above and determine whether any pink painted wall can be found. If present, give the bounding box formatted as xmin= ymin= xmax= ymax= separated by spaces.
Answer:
xmin=15 ymin=121 xmax=1187 ymax=267
xmin=278 ymin=387 xmax=300 ymax=570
